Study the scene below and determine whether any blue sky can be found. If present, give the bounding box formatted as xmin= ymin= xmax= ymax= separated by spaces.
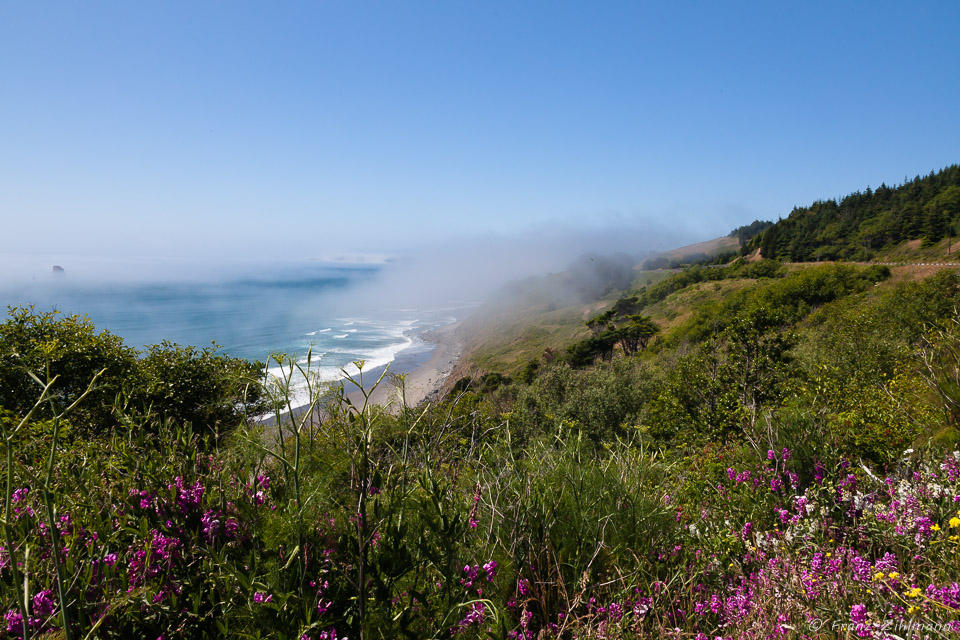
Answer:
xmin=2 ymin=1 xmax=959 ymax=263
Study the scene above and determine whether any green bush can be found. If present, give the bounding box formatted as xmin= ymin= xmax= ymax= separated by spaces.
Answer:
xmin=0 ymin=306 xmax=137 ymax=430
xmin=0 ymin=307 xmax=264 ymax=439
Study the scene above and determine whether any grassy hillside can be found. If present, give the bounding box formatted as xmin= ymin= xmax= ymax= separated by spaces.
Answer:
xmin=458 ymin=268 xmax=677 ymax=375
xmin=5 ymin=176 xmax=960 ymax=637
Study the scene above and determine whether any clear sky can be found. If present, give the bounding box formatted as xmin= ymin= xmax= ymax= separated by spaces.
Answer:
xmin=2 ymin=1 xmax=959 ymax=263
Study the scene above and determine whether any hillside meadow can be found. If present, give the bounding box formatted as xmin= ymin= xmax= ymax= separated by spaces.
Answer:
xmin=2 ymin=260 xmax=960 ymax=639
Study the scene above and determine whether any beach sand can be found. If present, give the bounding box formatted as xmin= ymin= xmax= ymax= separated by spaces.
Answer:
xmin=343 ymin=320 xmax=464 ymax=411
xmin=259 ymin=319 xmax=466 ymax=431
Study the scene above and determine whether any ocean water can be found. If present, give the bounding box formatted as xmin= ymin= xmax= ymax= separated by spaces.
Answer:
xmin=0 ymin=262 xmax=464 ymax=401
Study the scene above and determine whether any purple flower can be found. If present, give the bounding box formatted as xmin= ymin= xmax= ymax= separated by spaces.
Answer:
xmin=850 ymin=603 xmax=867 ymax=623
xmin=32 ymin=590 xmax=56 ymax=617
xmin=517 ymin=578 xmax=531 ymax=596
xmin=4 ymin=610 xmax=23 ymax=635
xmin=450 ymin=601 xmax=485 ymax=635
xmin=253 ymin=592 xmax=272 ymax=604
xmin=201 ymin=510 xmax=221 ymax=543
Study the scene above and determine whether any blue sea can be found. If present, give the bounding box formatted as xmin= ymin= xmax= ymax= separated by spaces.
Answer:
xmin=0 ymin=260 xmax=467 ymax=401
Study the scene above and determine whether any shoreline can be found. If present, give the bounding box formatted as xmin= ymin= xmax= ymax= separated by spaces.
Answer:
xmin=343 ymin=319 xmax=464 ymax=410
xmin=262 ymin=319 xmax=465 ymax=425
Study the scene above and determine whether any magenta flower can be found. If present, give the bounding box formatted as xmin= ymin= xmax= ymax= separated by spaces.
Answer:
xmin=850 ymin=603 xmax=868 ymax=623
xmin=32 ymin=590 xmax=55 ymax=617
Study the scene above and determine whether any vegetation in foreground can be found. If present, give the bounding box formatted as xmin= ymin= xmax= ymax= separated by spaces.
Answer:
xmin=3 ymin=258 xmax=960 ymax=640
xmin=4 ymin=168 xmax=960 ymax=639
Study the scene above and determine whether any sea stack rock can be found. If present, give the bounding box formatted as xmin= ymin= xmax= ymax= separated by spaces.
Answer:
xmin=52 ymin=265 xmax=65 ymax=275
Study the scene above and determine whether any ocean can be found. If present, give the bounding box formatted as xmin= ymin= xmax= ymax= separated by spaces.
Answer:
xmin=0 ymin=261 xmax=466 ymax=401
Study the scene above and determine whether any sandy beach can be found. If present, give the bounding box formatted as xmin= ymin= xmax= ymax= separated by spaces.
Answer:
xmin=343 ymin=319 xmax=464 ymax=411
xmin=258 ymin=319 xmax=465 ymax=429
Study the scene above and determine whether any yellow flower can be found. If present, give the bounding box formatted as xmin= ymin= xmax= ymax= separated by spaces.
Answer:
xmin=874 ymin=571 xmax=885 ymax=581
xmin=826 ymin=552 xmax=832 ymax=557
xmin=949 ymin=516 xmax=960 ymax=529
xmin=888 ymin=572 xmax=900 ymax=580
xmin=906 ymin=587 xmax=921 ymax=598
xmin=908 ymin=606 xmax=918 ymax=614
xmin=931 ymin=524 xmax=941 ymax=531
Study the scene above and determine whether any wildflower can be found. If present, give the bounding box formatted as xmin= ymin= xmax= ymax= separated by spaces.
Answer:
xmin=850 ymin=604 xmax=867 ymax=623
xmin=873 ymin=571 xmax=885 ymax=581
xmin=949 ymin=516 xmax=960 ymax=528
xmin=906 ymin=587 xmax=921 ymax=598
xmin=4 ymin=610 xmax=23 ymax=635
xmin=517 ymin=578 xmax=531 ymax=596
xmin=201 ymin=510 xmax=222 ymax=543
xmin=253 ymin=592 xmax=272 ymax=603
xmin=932 ymin=523 xmax=942 ymax=531
xmin=32 ymin=590 xmax=56 ymax=617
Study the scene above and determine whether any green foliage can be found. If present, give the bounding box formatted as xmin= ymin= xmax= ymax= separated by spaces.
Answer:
xmin=747 ymin=164 xmax=960 ymax=260
xmin=0 ymin=307 xmax=264 ymax=440
xmin=0 ymin=306 xmax=137 ymax=429
xmin=566 ymin=308 xmax=660 ymax=368
xmin=648 ymin=307 xmax=796 ymax=442
xmin=671 ymin=263 xmax=889 ymax=344
xmin=134 ymin=341 xmax=264 ymax=437
xmin=728 ymin=219 xmax=774 ymax=246
xmin=507 ymin=358 xmax=661 ymax=444
xmin=629 ymin=259 xmax=786 ymax=314
xmin=4 ymin=270 xmax=960 ymax=638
